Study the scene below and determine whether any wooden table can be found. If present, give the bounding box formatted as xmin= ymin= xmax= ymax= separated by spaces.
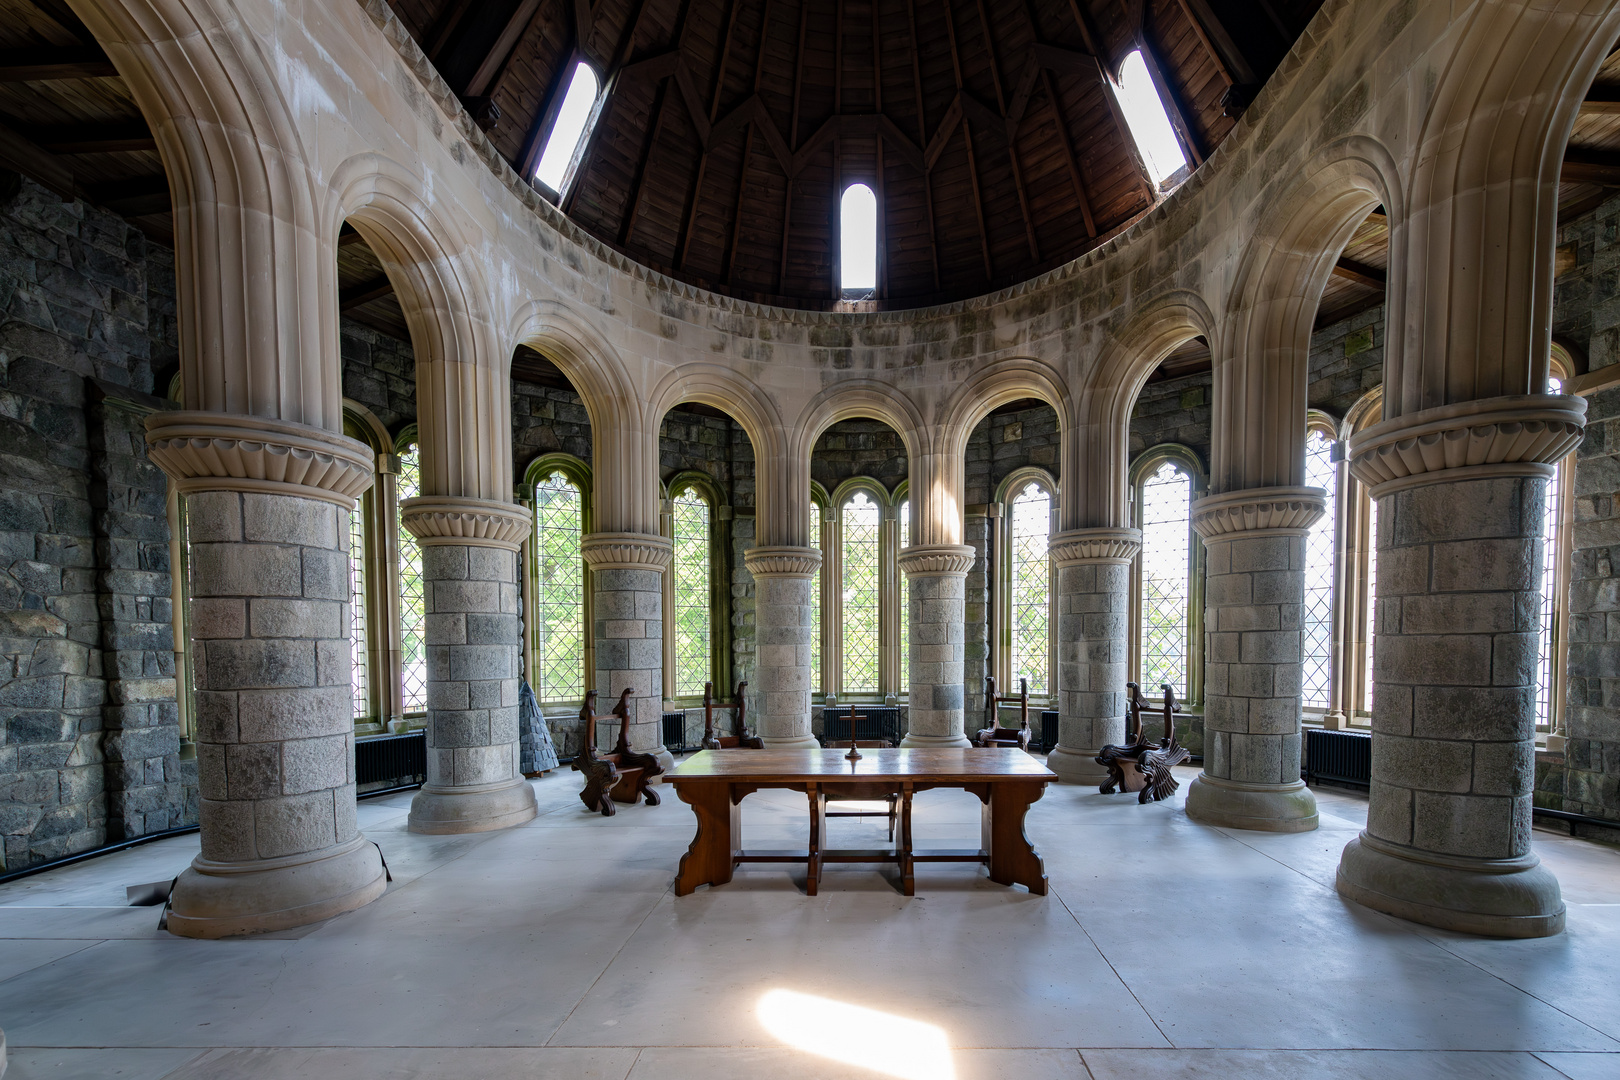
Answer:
xmin=666 ymin=748 xmax=1057 ymax=896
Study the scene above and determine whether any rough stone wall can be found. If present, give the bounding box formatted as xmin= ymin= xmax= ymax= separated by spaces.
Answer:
xmin=511 ymin=382 xmax=591 ymax=472
xmin=0 ymin=175 xmax=192 ymax=869
xmin=965 ymin=403 xmax=1061 ymax=506
xmin=1553 ymin=190 xmax=1620 ymax=372
xmin=812 ymin=419 xmax=907 ymax=496
xmin=1308 ymin=306 xmax=1386 ymax=421
xmin=1130 ymin=374 xmax=1212 ymax=468
xmin=340 ymin=321 xmax=417 ymax=433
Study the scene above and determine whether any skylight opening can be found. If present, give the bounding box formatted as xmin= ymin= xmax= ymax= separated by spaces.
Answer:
xmin=534 ymin=61 xmax=600 ymax=195
xmin=840 ymin=183 xmax=878 ymax=299
xmin=1116 ymin=50 xmax=1187 ymax=187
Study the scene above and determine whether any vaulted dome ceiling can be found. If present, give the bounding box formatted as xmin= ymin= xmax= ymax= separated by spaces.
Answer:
xmin=383 ymin=0 xmax=1326 ymax=309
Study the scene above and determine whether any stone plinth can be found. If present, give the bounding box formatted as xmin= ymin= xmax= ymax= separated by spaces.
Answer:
xmin=1047 ymin=529 xmax=1139 ymax=785
xmin=744 ymin=546 xmax=821 ymax=748
xmin=583 ymin=533 xmax=673 ymax=769
xmin=403 ymin=507 xmax=536 ymax=834
xmin=898 ymin=545 xmax=975 ymax=748
xmin=1337 ymin=466 xmax=1565 ymax=937
xmin=167 ymin=488 xmax=385 ymax=937
xmin=1185 ymin=487 xmax=1324 ymax=832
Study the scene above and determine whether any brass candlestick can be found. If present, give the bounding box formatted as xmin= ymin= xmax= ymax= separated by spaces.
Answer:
xmin=845 ymin=731 xmax=862 ymax=762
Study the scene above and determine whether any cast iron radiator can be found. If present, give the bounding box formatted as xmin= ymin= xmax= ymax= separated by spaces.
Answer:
xmin=1038 ymin=710 xmax=1060 ymax=753
xmin=821 ymin=707 xmax=902 ymax=746
xmin=662 ymin=710 xmax=689 ymax=752
xmin=1303 ymin=728 xmax=1372 ymax=788
xmin=355 ymin=730 xmax=427 ymax=789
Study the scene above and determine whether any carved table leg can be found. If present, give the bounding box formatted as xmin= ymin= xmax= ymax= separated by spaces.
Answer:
xmin=807 ymin=785 xmax=823 ymax=897
xmin=673 ymin=781 xmax=739 ymax=896
xmin=987 ymin=781 xmax=1048 ymax=895
xmin=899 ymin=785 xmax=915 ymax=897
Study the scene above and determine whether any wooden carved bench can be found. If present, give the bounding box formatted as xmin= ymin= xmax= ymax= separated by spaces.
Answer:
xmin=573 ymin=689 xmax=664 ymax=815
xmin=700 ymin=679 xmax=762 ymax=749
xmin=1094 ymin=682 xmax=1190 ymax=803
xmin=974 ymin=676 xmax=1032 ymax=750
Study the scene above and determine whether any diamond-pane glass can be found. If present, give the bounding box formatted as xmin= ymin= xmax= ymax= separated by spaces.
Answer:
xmin=841 ymin=492 xmax=881 ymax=693
xmin=348 ymin=504 xmax=368 ymax=720
xmin=534 ymin=472 xmax=585 ymax=702
xmin=899 ymin=500 xmax=909 ymax=697
xmin=1364 ymin=495 xmax=1378 ymax=712
xmin=1303 ymin=431 xmax=1337 ymax=709
xmin=811 ymin=504 xmax=823 ymax=694
xmin=1139 ymin=462 xmax=1191 ymax=696
xmin=673 ymin=489 xmax=712 ymax=697
xmin=1010 ymin=483 xmax=1051 ymax=695
xmin=1536 ymin=377 xmax=1565 ymax=731
xmin=397 ymin=448 xmax=427 ymax=712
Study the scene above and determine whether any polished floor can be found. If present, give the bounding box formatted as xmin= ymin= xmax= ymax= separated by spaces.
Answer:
xmin=0 ymin=762 xmax=1617 ymax=1080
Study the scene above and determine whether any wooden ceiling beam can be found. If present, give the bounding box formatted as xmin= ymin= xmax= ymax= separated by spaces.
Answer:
xmin=0 ymin=121 xmax=77 ymax=200
xmin=340 ymin=274 xmax=396 ymax=312
xmin=1138 ymin=33 xmax=1204 ymax=166
xmin=906 ymin=0 xmax=942 ymax=292
xmin=0 ymin=47 xmax=117 ymax=82
xmin=1062 ymin=1 xmax=1156 ymax=205
xmin=92 ymin=174 xmax=171 ymax=216
xmin=1041 ymin=68 xmax=1096 ymax=237
xmin=1562 ymin=149 xmax=1620 ymax=186
xmin=676 ymin=0 xmax=742 ymax=270
xmin=780 ymin=0 xmax=810 ymax=293
xmin=32 ymin=122 xmax=156 ymax=155
xmin=558 ymin=0 xmax=652 ymax=206
xmin=1580 ymin=83 xmax=1620 ymax=114
xmin=462 ymin=0 xmax=545 ymax=98
xmin=1175 ymin=0 xmax=1256 ymax=85
xmin=1331 ymin=256 xmax=1385 ymax=290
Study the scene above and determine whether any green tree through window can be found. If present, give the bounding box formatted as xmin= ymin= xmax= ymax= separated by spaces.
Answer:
xmin=841 ymin=492 xmax=881 ymax=693
xmin=1303 ymin=431 xmax=1337 ymax=709
xmin=899 ymin=500 xmax=910 ymax=696
xmin=397 ymin=447 xmax=427 ymax=712
xmin=1009 ymin=482 xmax=1051 ymax=696
xmin=672 ymin=488 xmax=712 ymax=696
xmin=534 ymin=472 xmax=585 ymax=702
xmin=1139 ymin=461 xmax=1191 ymax=696
xmin=348 ymin=505 xmax=368 ymax=720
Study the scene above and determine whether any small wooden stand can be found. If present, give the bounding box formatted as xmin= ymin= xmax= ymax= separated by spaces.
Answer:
xmin=700 ymin=680 xmax=762 ymax=749
xmin=974 ymin=676 xmax=1032 ymax=750
xmin=573 ymin=689 xmax=664 ymax=816
xmin=1094 ymin=682 xmax=1190 ymax=803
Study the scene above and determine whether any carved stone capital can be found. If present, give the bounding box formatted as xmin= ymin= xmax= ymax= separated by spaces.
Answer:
xmin=145 ymin=411 xmax=374 ymax=507
xmin=897 ymin=544 xmax=976 ymax=577
xmin=581 ymin=532 xmax=673 ymax=571
xmin=400 ymin=496 xmax=529 ymax=549
xmin=1192 ymin=487 xmax=1326 ymax=539
xmin=1348 ymin=394 xmax=1587 ymax=496
xmin=743 ymin=545 xmax=822 ymax=577
xmin=1049 ymin=527 xmax=1142 ymax=566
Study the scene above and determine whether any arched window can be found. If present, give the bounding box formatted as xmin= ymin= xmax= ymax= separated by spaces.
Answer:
xmin=1133 ymin=452 xmax=1199 ymax=699
xmin=347 ymin=505 xmax=369 ymax=720
xmin=811 ymin=491 xmax=827 ymax=695
xmin=1344 ymin=387 xmax=1384 ymax=721
xmin=1538 ymin=366 xmax=1576 ymax=737
xmin=840 ymin=183 xmax=878 ymax=300
xmin=1007 ymin=478 xmax=1053 ymax=696
xmin=841 ymin=490 xmax=883 ymax=693
xmin=531 ymin=465 xmax=587 ymax=703
xmin=899 ymin=498 xmax=910 ymax=696
xmin=396 ymin=443 xmax=427 ymax=713
xmin=534 ymin=61 xmax=601 ymax=195
xmin=671 ymin=485 xmax=713 ymax=697
xmin=1302 ymin=425 xmax=1338 ymax=710
xmin=1116 ymin=50 xmax=1188 ymax=185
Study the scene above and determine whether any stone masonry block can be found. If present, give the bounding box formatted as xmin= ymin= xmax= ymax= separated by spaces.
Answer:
xmin=243 ymin=494 xmax=337 ymax=549
xmin=254 ymin=790 xmax=340 ymax=858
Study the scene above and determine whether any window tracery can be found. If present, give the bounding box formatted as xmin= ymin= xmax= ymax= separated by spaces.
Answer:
xmin=396 ymin=443 xmax=427 ymax=714
xmin=671 ymin=485 xmax=714 ymax=697
xmin=1131 ymin=448 xmax=1202 ymax=703
xmin=531 ymin=466 xmax=587 ymax=704
xmin=1303 ymin=426 xmax=1338 ymax=710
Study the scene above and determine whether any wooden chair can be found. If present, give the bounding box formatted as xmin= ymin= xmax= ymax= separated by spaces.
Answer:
xmin=974 ymin=676 xmax=1032 ymax=750
xmin=700 ymin=680 xmax=762 ymax=749
xmin=1094 ymin=682 xmax=1191 ymax=803
xmin=572 ymin=689 xmax=664 ymax=816
xmin=820 ymin=714 xmax=901 ymax=841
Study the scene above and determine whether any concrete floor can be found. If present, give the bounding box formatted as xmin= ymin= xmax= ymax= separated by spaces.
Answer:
xmin=0 ymin=763 xmax=1617 ymax=1080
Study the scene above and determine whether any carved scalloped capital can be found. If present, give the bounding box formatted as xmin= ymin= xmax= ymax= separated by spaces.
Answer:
xmin=581 ymin=532 xmax=673 ymax=572
xmin=144 ymin=411 xmax=374 ymax=507
xmin=1192 ymin=486 xmax=1326 ymax=539
xmin=1049 ymin=527 xmax=1142 ymax=566
xmin=897 ymin=544 xmax=976 ymax=577
xmin=1348 ymin=394 xmax=1587 ymax=496
xmin=743 ymin=545 xmax=823 ymax=577
xmin=400 ymin=496 xmax=529 ymax=550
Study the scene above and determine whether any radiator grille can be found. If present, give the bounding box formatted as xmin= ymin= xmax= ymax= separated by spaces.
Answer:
xmin=1037 ymin=710 xmax=1059 ymax=753
xmin=821 ymin=707 xmax=902 ymax=746
xmin=355 ymin=730 xmax=427 ymax=791
xmin=663 ymin=710 xmax=689 ymax=752
xmin=1304 ymin=728 xmax=1371 ymax=787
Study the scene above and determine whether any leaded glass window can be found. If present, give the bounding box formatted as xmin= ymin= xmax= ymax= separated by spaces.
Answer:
xmin=1009 ymin=482 xmax=1051 ymax=696
xmin=811 ymin=503 xmax=823 ymax=694
xmin=672 ymin=488 xmax=712 ymax=696
xmin=1303 ymin=431 xmax=1337 ymax=709
xmin=899 ymin=500 xmax=910 ymax=696
xmin=348 ymin=505 xmax=368 ymax=720
xmin=1139 ymin=461 xmax=1192 ymax=695
xmin=841 ymin=492 xmax=881 ymax=693
xmin=534 ymin=472 xmax=585 ymax=702
xmin=1364 ymin=496 xmax=1378 ymax=712
xmin=1536 ymin=377 xmax=1566 ymax=731
xmin=397 ymin=447 xmax=427 ymax=712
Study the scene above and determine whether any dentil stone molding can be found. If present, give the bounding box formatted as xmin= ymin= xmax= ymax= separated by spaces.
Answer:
xmin=400 ymin=496 xmax=530 ymax=549
xmin=1348 ymin=394 xmax=1587 ymax=496
xmin=743 ymin=545 xmax=823 ymax=577
xmin=1049 ymin=528 xmax=1142 ymax=566
xmin=897 ymin=544 xmax=976 ymax=576
xmin=581 ymin=532 xmax=674 ymax=571
xmin=145 ymin=411 xmax=374 ymax=506
xmin=1192 ymin=487 xmax=1326 ymax=539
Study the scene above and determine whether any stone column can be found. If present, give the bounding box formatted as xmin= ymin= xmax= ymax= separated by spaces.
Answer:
xmin=403 ymin=498 xmax=536 ymax=834
xmin=1185 ymin=487 xmax=1324 ymax=832
xmin=744 ymin=547 xmax=822 ymax=748
xmin=1047 ymin=529 xmax=1140 ymax=785
xmin=898 ymin=545 xmax=976 ymax=748
xmin=583 ymin=532 xmax=674 ymax=770
xmin=1336 ymin=398 xmax=1584 ymax=937
xmin=144 ymin=414 xmax=386 ymax=938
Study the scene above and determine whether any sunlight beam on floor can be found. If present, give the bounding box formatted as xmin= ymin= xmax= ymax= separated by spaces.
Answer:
xmin=757 ymin=988 xmax=955 ymax=1080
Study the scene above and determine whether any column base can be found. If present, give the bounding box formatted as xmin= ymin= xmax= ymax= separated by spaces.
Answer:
xmin=1336 ymin=833 xmax=1565 ymax=939
xmin=761 ymin=734 xmax=822 ymax=750
xmin=165 ymin=835 xmax=387 ymax=939
xmin=1185 ymin=774 xmax=1319 ymax=832
xmin=408 ymin=777 xmax=538 ymax=835
xmin=652 ymin=746 xmax=675 ymax=773
xmin=900 ymin=732 xmax=973 ymax=749
xmin=1047 ymin=744 xmax=1111 ymax=785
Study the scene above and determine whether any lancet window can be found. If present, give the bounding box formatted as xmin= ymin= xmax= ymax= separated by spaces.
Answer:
xmin=529 ymin=460 xmax=588 ymax=704
xmin=671 ymin=485 xmax=714 ymax=697
xmin=1303 ymin=424 xmax=1338 ymax=711
xmin=1131 ymin=449 xmax=1201 ymax=703
xmin=396 ymin=443 xmax=427 ymax=714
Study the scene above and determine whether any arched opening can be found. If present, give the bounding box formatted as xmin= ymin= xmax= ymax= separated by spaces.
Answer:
xmin=534 ymin=61 xmax=602 ymax=196
xmin=839 ymin=183 xmax=878 ymax=300
xmin=1116 ymin=50 xmax=1188 ymax=187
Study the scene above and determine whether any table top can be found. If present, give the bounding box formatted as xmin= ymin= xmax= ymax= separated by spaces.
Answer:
xmin=666 ymin=748 xmax=1058 ymax=783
